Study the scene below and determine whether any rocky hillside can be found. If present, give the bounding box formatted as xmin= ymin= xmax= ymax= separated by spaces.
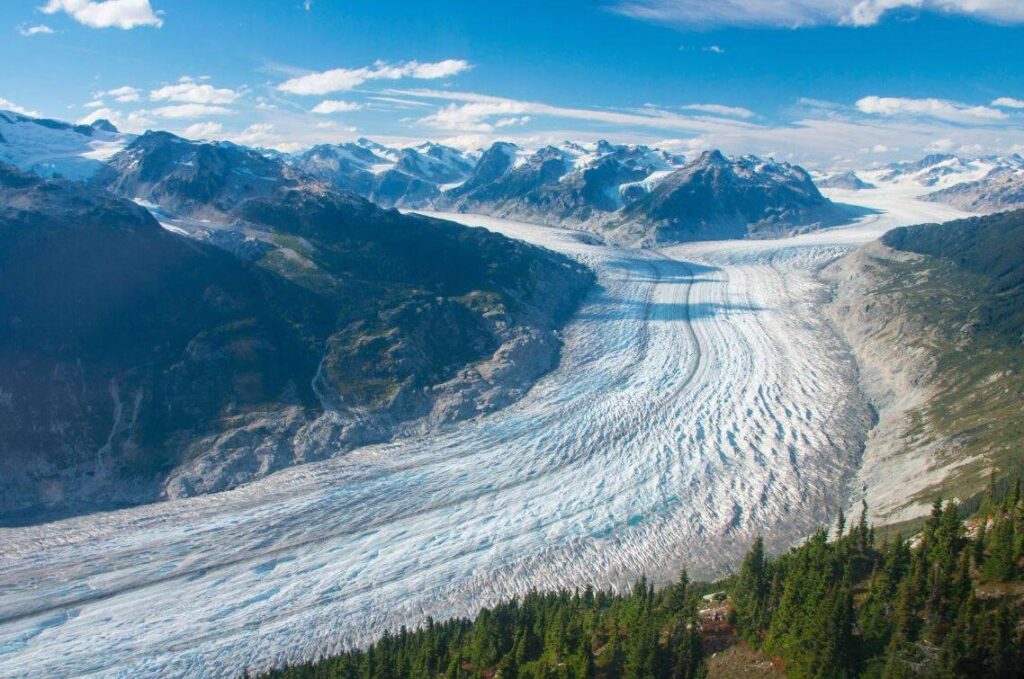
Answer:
xmin=91 ymin=130 xmax=313 ymax=220
xmin=0 ymin=163 xmax=593 ymax=523
xmin=616 ymin=150 xmax=849 ymax=243
xmin=923 ymin=164 xmax=1024 ymax=212
xmin=825 ymin=209 xmax=1024 ymax=526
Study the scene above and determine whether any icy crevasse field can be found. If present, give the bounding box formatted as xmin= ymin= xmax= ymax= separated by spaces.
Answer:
xmin=0 ymin=188 xmax=969 ymax=678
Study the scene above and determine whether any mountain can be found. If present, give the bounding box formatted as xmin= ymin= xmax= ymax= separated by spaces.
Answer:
xmin=825 ymin=209 xmax=1024 ymax=525
xmin=295 ymin=139 xmax=475 ymax=208
xmin=615 ymin=150 xmax=848 ymax=243
xmin=0 ymin=109 xmax=130 ymax=180
xmin=0 ymin=162 xmax=593 ymax=522
xmin=437 ymin=141 xmax=688 ymax=230
xmin=92 ymin=130 xmax=313 ymax=220
xmin=922 ymin=159 xmax=1024 ymax=213
xmin=0 ymin=111 xmax=848 ymax=245
xmin=818 ymin=170 xmax=875 ymax=190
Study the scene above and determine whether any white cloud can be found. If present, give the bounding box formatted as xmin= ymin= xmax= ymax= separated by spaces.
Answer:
xmin=855 ymin=95 xmax=1006 ymax=123
xmin=992 ymin=96 xmax=1024 ymax=109
xmin=278 ymin=59 xmax=472 ymax=95
xmin=495 ymin=116 xmax=531 ymax=128
xmin=396 ymin=88 xmax=762 ymax=136
xmin=103 ymin=85 xmax=141 ymax=102
xmin=182 ymin=121 xmax=223 ymax=139
xmin=611 ymin=0 xmax=1024 ymax=28
xmin=311 ymin=99 xmax=362 ymax=114
xmin=230 ymin=123 xmax=283 ymax=148
xmin=0 ymin=97 xmax=41 ymax=117
xmin=41 ymin=0 xmax=163 ymax=29
xmin=149 ymin=104 xmax=232 ymax=119
xmin=18 ymin=24 xmax=55 ymax=36
xmin=367 ymin=96 xmax=434 ymax=108
xmin=83 ymin=99 xmax=106 ymax=108
xmin=682 ymin=103 xmax=755 ymax=119
xmin=704 ymin=45 xmax=724 ymax=53
xmin=150 ymin=81 xmax=238 ymax=105
xmin=925 ymin=137 xmax=956 ymax=152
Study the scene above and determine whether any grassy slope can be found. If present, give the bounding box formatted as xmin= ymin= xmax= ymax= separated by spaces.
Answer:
xmin=871 ymin=210 xmax=1024 ymax=510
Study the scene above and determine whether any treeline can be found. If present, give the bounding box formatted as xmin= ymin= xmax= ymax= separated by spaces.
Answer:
xmin=731 ymin=486 xmax=1024 ymax=678
xmin=259 ymin=572 xmax=708 ymax=679
xmin=258 ymin=481 xmax=1024 ymax=679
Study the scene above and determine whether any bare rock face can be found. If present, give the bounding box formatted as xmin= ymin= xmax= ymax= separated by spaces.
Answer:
xmin=0 ymin=161 xmax=594 ymax=523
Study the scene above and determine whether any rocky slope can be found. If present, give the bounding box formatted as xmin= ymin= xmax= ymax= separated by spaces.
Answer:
xmin=825 ymin=209 xmax=1024 ymax=524
xmin=92 ymin=130 xmax=314 ymax=220
xmin=0 ymin=162 xmax=593 ymax=522
xmin=817 ymin=170 xmax=874 ymax=190
xmin=922 ymin=164 xmax=1024 ymax=212
xmin=616 ymin=150 xmax=848 ymax=243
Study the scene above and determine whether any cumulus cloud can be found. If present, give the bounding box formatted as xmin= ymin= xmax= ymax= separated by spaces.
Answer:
xmin=18 ymin=24 xmax=54 ymax=36
xmin=311 ymin=99 xmax=362 ymax=114
xmin=992 ymin=96 xmax=1024 ymax=109
xmin=611 ymin=0 xmax=1024 ymax=28
xmin=0 ymin=97 xmax=41 ymax=117
xmin=149 ymin=103 xmax=232 ymax=119
xmin=103 ymin=85 xmax=141 ymax=102
xmin=855 ymin=95 xmax=1006 ymax=123
xmin=278 ymin=59 xmax=472 ymax=95
xmin=682 ymin=103 xmax=755 ymax=119
xmin=41 ymin=0 xmax=163 ymax=30
xmin=182 ymin=121 xmax=224 ymax=139
xmin=83 ymin=99 xmax=106 ymax=108
xmin=150 ymin=81 xmax=238 ymax=105
xmin=231 ymin=123 xmax=279 ymax=147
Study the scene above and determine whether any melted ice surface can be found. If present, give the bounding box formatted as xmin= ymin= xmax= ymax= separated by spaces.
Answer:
xmin=0 ymin=189 xmax=970 ymax=678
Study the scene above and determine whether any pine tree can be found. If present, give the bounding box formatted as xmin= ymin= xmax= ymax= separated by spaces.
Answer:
xmin=732 ymin=536 xmax=770 ymax=641
xmin=983 ymin=514 xmax=1018 ymax=581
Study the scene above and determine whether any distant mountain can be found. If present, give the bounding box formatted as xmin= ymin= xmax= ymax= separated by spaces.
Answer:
xmin=295 ymin=138 xmax=474 ymax=208
xmin=0 ymin=109 xmax=130 ymax=180
xmin=0 ymin=162 xmax=593 ymax=522
xmin=0 ymin=111 xmax=853 ymax=244
xmin=614 ymin=150 xmax=848 ymax=243
xmin=436 ymin=141 xmax=687 ymax=230
xmin=921 ymin=157 xmax=1024 ymax=213
xmin=92 ymin=130 xmax=313 ymax=220
xmin=818 ymin=170 xmax=875 ymax=190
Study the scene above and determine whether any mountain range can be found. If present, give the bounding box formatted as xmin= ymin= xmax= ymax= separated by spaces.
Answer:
xmin=0 ymin=149 xmax=592 ymax=522
xmin=1 ymin=109 xmax=857 ymax=245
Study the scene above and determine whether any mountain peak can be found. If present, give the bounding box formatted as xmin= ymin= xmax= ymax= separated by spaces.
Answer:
xmin=90 ymin=118 xmax=118 ymax=134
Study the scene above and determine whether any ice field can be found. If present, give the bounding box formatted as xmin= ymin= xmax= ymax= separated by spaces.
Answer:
xmin=0 ymin=189 xmax=970 ymax=678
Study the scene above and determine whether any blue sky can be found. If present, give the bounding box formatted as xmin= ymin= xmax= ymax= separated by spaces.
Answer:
xmin=2 ymin=0 xmax=1023 ymax=167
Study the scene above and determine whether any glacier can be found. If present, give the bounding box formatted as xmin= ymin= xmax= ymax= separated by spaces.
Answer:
xmin=0 ymin=187 xmax=971 ymax=678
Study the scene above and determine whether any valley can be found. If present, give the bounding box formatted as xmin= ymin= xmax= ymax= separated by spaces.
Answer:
xmin=0 ymin=186 xmax=969 ymax=679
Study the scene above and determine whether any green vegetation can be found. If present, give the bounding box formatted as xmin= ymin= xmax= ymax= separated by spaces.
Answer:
xmin=259 ymin=485 xmax=1024 ymax=679
xmin=260 ymin=571 xmax=708 ymax=679
xmin=869 ymin=209 xmax=1024 ymax=509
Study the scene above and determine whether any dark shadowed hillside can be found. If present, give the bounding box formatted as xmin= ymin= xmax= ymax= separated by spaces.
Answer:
xmin=0 ymin=163 xmax=593 ymax=522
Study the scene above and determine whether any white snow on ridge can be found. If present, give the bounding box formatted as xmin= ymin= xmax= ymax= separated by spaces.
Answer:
xmin=0 ymin=111 xmax=130 ymax=180
xmin=0 ymin=188 xmax=972 ymax=679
